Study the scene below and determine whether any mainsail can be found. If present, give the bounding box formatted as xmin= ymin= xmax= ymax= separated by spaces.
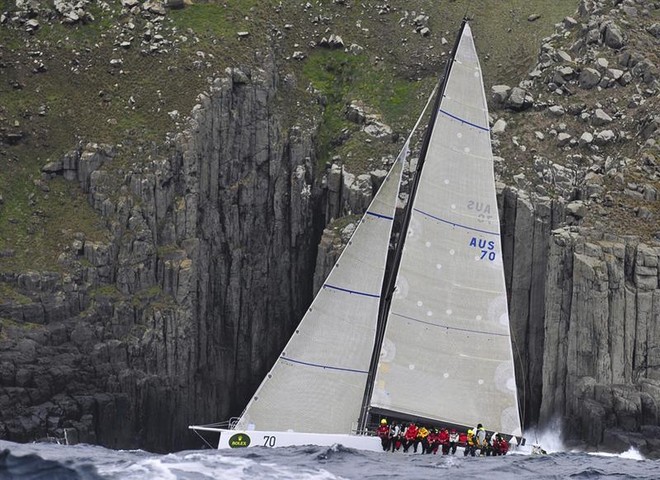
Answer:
xmin=235 ymin=147 xmax=406 ymax=434
xmin=369 ymin=22 xmax=523 ymax=437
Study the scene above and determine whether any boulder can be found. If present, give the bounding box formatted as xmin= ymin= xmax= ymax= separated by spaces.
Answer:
xmin=603 ymin=22 xmax=625 ymax=50
xmin=556 ymin=50 xmax=572 ymax=63
xmin=566 ymin=200 xmax=587 ymax=218
xmin=363 ymin=121 xmax=392 ymax=139
xmin=505 ymin=87 xmax=532 ymax=111
xmin=594 ymin=130 xmax=615 ymax=145
xmin=647 ymin=24 xmax=660 ymax=39
xmin=607 ymin=68 xmax=624 ymax=81
xmin=592 ymin=109 xmax=612 ymax=127
xmin=557 ymin=132 xmax=572 ymax=147
xmin=579 ymin=68 xmax=601 ymax=89
xmin=491 ymin=119 xmax=507 ymax=134
xmin=42 ymin=161 xmax=63 ymax=174
xmin=548 ymin=105 xmax=565 ymax=117
xmin=491 ymin=85 xmax=511 ymax=104
xmin=345 ymin=101 xmax=369 ymax=124
xmin=579 ymin=132 xmax=593 ymax=146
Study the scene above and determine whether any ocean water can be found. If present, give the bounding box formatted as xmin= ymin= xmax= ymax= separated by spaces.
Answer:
xmin=0 ymin=436 xmax=656 ymax=480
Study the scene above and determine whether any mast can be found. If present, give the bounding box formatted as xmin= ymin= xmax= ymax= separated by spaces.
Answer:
xmin=357 ymin=19 xmax=470 ymax=431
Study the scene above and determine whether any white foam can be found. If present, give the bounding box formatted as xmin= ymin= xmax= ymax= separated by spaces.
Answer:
xmin=521 ymin=420 xmax=646 ymax=461
xmin=619 ymin=447 xmax=645 ymax=460
xmin=521 ymin=417 xmax=566 ymax=454
xmin=587 ymin=447 xmax=645 ymax=461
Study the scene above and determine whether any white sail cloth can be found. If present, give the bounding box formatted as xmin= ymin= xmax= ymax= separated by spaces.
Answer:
xmin=370 ymin=23 xmax=523 ymax=437
xmin=235 ymin=148 xmax=406 ymax=434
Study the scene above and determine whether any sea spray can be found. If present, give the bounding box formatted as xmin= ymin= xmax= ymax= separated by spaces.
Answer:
xmin=523 ymin=416 xmax=566 ymax=454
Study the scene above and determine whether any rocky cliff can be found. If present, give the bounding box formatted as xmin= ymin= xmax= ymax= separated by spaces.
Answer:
xmin=489 ymin=0 xmax=660 ymax=455
xmin=1 ymin=61 xmax=321 ymax=451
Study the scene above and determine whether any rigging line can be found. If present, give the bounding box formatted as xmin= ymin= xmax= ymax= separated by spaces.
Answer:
xmin=390 ymin=311 xmax=510 ymax=337
xmin=463 ymin=1 xmax=473 ymax=23
xmin=280 ymin=356 xmax=369 ymax=374
xmin=405 ymin=83 xmax=439 ymax=145
xmin=191 ymin=427 xmax=216 ymax=450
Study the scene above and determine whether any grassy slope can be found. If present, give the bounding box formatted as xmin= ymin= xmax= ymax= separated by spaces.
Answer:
xmin=0 ymin=0 xmax=576 ymax=274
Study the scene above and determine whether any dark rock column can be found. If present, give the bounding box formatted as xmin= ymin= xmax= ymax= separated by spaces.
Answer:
xmin=499 ymin=187 xmax=564 ymax=427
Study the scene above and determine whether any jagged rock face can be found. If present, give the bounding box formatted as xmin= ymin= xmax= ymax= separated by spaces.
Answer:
xmin=498 ymin=188 xmax=566 ymax=429
xmin=168 ymin=68 xmax=318 ymax=441
xmin=539 ymin=229 xmax=660 ymax=453
xmin=498 ymin=188 xmax=660 ymax=457
xmin=0 ymin=66 xmax=319 ymax=452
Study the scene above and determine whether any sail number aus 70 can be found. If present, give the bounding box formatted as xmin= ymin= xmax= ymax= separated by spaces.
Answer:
xmin=469 ymin=237 xmax=496 ymax=261
xmin=263 ymin=435 xmax=277 ymax=447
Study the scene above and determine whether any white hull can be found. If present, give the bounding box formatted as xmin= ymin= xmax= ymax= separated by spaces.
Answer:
xmin=190 ymin=426 xmax=383 ymax=451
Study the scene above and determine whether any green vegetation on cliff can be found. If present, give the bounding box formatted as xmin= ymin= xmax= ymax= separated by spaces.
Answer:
xmin=0 ymin=0 xmax=574 ymax=274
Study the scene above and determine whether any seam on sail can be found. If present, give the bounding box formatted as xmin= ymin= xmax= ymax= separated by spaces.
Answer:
xmin=413 ymin=208 xmax=499 ymax=235
xmin=280 ymin=356 xmax=369 ymax=374
xmin=323 ymin=284 xmax=381 ymax=298
xmin=438 ymin=108 xmax=489 ymax=132
xmin=390 ymin=312 xmax=509 ymax=337
xmin=366 ymin=211 xmax=394 ymax=220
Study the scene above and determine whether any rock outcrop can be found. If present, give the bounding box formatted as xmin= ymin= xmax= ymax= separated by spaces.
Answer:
xmin=539 ymin=229 xmax=660 ymax=455
xmin=487 ymin=0 xmax=660 ymax=456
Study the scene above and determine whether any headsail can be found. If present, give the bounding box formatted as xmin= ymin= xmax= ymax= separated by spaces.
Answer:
xmin=369 ymin=22 xmax=523 ymax=437
xmin=235 ymin=146 xmax=406 ymax=434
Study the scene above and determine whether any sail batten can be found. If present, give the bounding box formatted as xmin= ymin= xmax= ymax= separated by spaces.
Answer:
xmin=413 ymin=208 xmax=499 ymax=236
xmin=280 ymin=357 xmax=370 ymax=374
xmin=389 ymin=312 xmax=511 ymax=337
xmin=323 ymin=284 xmax=381 ymax=298
xmin=437 ymin=109 xmax=490 ymax=131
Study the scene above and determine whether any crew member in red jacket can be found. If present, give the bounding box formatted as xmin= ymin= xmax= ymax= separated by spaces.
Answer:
xmin=495 ymin=434 xmax=509 ymax=455
xmin=376 ymin=419 xmax=390 ymax=451
xmin=427 ymin=428 xmax=439 ymax=454
xmin=438 ymin=427 xmax=450 ymax=455
xmin=403 ymin=422 xmax=419 ymax=453
xmin=458 ymin=430 xmax=467 ymax=446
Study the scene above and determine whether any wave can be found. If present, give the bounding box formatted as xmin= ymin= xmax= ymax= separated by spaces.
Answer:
xmin=0 ymin=448 xmax=103 ymax=479
xmin=587 ymin=447 xmax=645 ymax=461
xmin=1 ymin=439 xmax=658 ymax=480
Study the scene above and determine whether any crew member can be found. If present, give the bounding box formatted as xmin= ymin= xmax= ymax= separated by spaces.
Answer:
xmin=438 ymin=427 xmax=450 ymax=455
xmin=403 ymin=422 xmax=419 ymax=453
xmin=417 ymin=425 xmax=430 ymax=454
xmin=390 ymin=422 xmax=402 ymax=452
xmin=474 ymin=423 xmax=487 ymax=456
xmin=448 ymin=428 xmax=459 ymax=455
xmin=463 ymin=429 xmax=476 ymax=457
xmin=427 ymin=428 xmax=439 ymax=454
xmin=376 ymin=419 xmax=390 ymax=451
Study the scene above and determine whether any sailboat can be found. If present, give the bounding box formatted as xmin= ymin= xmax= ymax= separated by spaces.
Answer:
xmin=189 ymin=19 xmax=524 ymax=452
